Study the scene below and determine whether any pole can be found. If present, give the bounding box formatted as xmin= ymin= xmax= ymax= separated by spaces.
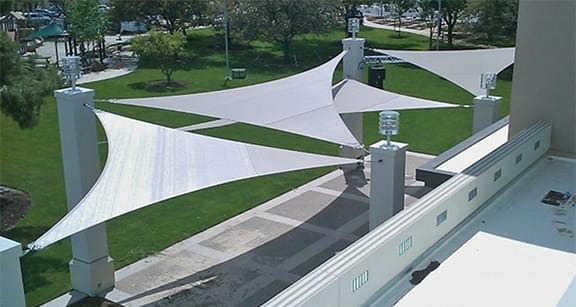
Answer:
xmin=436 ymin=0 xmax=442 ymax=50
xmin=224 ymin=0 xmax=231 ymax=82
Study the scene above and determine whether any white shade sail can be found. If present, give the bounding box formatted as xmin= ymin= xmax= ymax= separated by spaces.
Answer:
xmin=29 ymin=110 xmax=358 ymax=250
xmin=332 ymin=79 xmax=458 ymax=113
xmin=115 ymin=52 xmax=362 ymax=148
xmin=371 ymin=48 xmax=515 ymax=96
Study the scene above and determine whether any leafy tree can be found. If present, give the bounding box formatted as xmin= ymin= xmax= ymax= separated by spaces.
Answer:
xmin=0 ymin=32 xmax=62 ymax=129
xmin=419 ymin=0 xmax=439 ymax=49
xmin=466 ymin=0 xmax=519 ymax=44
xmin=441 ymin=0 xmax=466 ymax=47
xmin=340 ymin=0 xmax=367 ymax=37
xmin=109 ymin=0 xmax=208 ymax=34
xmin=233 ymin=0 xmax=339 ymax=64
xmin=65 ymin=0 xmax=110 ymax=61
xmin=387 ymin=0 xmax=417 ymax=38
xmin=130 ymin=31 xmax=186 ymax=85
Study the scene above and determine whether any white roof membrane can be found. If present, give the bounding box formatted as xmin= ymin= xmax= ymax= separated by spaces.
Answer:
xmin=29 ymin=110 xmax=358 ymax=250
xmin=372 ymin=48 xmax=515 ymax=96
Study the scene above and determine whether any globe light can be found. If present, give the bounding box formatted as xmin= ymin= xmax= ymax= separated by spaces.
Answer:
xmin=379 ymin=111 xmax=399 ymax=147
xmin=61 ymin=56 xmax=82 ymax=92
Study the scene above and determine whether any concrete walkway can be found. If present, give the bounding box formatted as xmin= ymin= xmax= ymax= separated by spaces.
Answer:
xmin=43 ymin=151 xmax=434 ymax=307
xmin=363 ymin=18 xmax=430 ymax=37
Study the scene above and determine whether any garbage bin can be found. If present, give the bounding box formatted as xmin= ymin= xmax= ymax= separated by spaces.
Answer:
xmin=368 ymin=66 xmax=386 ymax=89
xmin=231 ymin=68 xmax=246 ymax=79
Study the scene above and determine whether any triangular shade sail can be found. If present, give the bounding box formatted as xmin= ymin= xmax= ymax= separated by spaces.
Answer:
xmin=29 ymin=110 xmax=358 ymax=250
xmin=332 ymin=79 xmax=458 ymax=113
xmin=115 ymin=52 xmax=362 ymax=148
xmin=371 ymin=48 xmax=515 ymax=96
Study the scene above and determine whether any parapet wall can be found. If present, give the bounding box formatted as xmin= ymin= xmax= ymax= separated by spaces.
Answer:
xmin=264 ymin=121 xmax=551 ymax=307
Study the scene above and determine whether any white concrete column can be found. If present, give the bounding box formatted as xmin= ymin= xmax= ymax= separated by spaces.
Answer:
xmin=369 ymin=141 xmax=408 ymax=230
xmin=0 ymin=237 xmax=26 ymax=307
xmin=472 ymin=95 xmax=502 ymax=134
xmin=54 ymin=88 xmax=115 ymax=296
xmin=340 ymin=38 xmax=366 ymax=159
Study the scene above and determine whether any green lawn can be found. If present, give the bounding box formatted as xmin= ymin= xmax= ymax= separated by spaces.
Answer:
xmin=0 ymin=27 xmax=513 ymax=306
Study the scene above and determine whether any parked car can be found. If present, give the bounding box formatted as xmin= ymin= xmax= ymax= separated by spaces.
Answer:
xmin=32 ymin=8 xmax=59 ymax=18
xmin=97 ymin=4 xmax=110 ymax=13
xmin=24 ymin=12 xmax=51 ymax=27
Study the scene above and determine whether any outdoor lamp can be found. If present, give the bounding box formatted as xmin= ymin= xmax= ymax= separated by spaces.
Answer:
xmin=480 ymin=72 xmax=497 ymax=97
xmin=61 ymin=56 xmax=82 ymax=92
xmin=378 ymin=111 xmax=399 ymax=148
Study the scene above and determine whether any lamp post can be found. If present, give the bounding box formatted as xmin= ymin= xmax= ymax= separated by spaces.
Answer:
xmin=473 ymin=72 xmax=502 ymax=134
xmin=436 ymin=0 xmax=442 ymax=50
xmin=224 ymin=0 xmax=231 ymax=83
xmin=54 ymin=56 xmax=115 ymax=296
xmin=369 ymin=110 xmax=407 ymax=230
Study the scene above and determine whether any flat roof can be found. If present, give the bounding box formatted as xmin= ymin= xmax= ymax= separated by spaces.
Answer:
xmin=395 ymin=231 xmax=576 ymax=307
xmin=374 ymin=156 xmax=576 ymax=306
xmin=436 ymin=125 xmax=508 ymax=173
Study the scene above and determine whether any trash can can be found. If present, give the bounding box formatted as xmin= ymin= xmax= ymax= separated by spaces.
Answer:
xmin=231 ymin=68 xmax=247 ymax=79
xmin=368 ymin=66 xmax=386 ymax=89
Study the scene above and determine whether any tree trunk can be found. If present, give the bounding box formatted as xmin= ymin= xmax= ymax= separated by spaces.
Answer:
xmin=282 ymin=40 xmax=291 ymax=64
xmin=397 ymin=16 xmax=402 ymax=38
xmin=447 ymin=23 xmax=455 ymax=47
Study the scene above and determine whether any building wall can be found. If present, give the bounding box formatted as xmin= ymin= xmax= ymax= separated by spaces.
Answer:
xmin=265 ymin=122 xmax=551 ymax=307
xmin=509 ymin=0 xmax=576 ymax=157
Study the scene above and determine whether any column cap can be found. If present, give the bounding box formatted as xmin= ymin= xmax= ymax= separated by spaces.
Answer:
xmin=54 ymin=87 xmax=95 ymax=99
xmin=370 ymin=140 xmax=408 ymax=153
xmin=473 ymin=95 xmax=502 ymax=103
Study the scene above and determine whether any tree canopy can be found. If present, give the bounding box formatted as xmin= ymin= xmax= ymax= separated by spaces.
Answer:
xmin=130 ymin=31 xmax=186 ymax=85
xmin=0 ymin=32 xmax=62 ymax=129
xmin=232 ymin=0 xmax=339 ymax=64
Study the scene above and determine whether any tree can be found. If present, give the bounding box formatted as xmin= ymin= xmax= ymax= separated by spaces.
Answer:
xmin=387 ymin=0 xmax=417 ymax=38
xmin=130 ymin=31 xmax=186 ymax=85
xmin=441 ymin=0 xmax=466 ymax=47
xmin=419 ymin=0 xmax=439 ymax=49
xmin=0 ymin=32 xmax=62 ymax=129
xmin=233 ymin=0 xmax=339 ymax=64
xmin=65 ymin=0 xmax=110 ymax=61
xmin=466 ymin=0 xmax=519 ymax=44
xmin=109 ymin=0 xmax=208 ymax=35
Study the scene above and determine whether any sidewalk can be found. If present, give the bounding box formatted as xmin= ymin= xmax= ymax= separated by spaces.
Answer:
xmin=43 ymin=151 xmax=435 ymax=307
xmin=363 ymin=18 xmax=430 ymax=37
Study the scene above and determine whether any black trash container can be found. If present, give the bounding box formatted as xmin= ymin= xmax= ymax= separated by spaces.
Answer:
xmin=368 ymin=66 xmax=386 ymax=89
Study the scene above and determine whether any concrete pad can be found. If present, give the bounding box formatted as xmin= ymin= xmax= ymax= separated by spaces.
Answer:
xmin=236 ymin=280 xmax=292 ymax=307
xmin=245 ymin=226 xmax=325 ymax=267
xmin=199 ymin=216 xmax=294 ymax=255
xmin=289 ymin=239 xmax=353 ymax=276
xmin=267 ymin=191 xmax=368 ymax=229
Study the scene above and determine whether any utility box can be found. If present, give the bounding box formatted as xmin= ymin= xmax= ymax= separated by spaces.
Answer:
xmin=368 ymin=66 xmax=386 ymax=89
xmin=232 ymin=68 xmax=246 ymax=79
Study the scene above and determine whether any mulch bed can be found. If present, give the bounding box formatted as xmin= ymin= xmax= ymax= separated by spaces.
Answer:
xmin=0 ymin=186 xmax=31 ymax=233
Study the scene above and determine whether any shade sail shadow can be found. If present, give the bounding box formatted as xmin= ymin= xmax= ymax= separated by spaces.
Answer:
xmin=114 ymin=175 xmax=369 ymax=306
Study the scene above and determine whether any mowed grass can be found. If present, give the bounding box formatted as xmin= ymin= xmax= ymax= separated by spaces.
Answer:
xmin=0 ymin=27 xmax=512 ymax=306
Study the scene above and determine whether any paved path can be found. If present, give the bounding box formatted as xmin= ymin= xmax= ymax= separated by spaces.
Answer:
xmin=43 ymin=151 xmax=434 ymax=307
xmin=363 ymin=18 xmax=430 ymax=37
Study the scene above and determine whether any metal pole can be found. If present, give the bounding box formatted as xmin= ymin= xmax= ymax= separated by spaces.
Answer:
xmin=436 ymin=0 xmax=441 ymax=50
xmin=224 ymin=0 xmax=231 ymax=82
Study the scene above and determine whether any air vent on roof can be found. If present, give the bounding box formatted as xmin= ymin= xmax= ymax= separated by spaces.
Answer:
xmin=541 ymin=190 xmax=572 ymax=206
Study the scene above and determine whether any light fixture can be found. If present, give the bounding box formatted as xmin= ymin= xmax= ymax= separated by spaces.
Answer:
xmin=480 ymin=72 xmax=497 ymax=97
xmin=61 ymin=56 xmax=81 ymax=92
xmin=348 ymin=18 xmax=360 ymax=39
xmin=379 ymin=111 xmax=399 ymax=147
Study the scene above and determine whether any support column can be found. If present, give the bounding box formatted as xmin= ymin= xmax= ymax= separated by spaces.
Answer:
xmin=369 ymin=141 xmax=408 ymax=230
xmin=0 ymin=237 xmax=26 ymax=307
xmin=340 ymin=38 xmax=366 ymax=159
xmin=54 ymin=88 xmax=115 ymax=296
xmin=472 ymin=95 xmax=502 ymax=134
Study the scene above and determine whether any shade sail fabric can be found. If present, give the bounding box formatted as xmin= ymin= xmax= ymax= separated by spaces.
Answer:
xmin=24 ymin=22 xmax=66 ymax=40
xmin=332 ymin=79 xmax=458 ymax=113
xmin=115 ymin=52 xmax=362 ymax=148
xmin=29 ymin=110 xmax=359 ymax=250
xmin=371 ymin=48 xmax=515 ymax=96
